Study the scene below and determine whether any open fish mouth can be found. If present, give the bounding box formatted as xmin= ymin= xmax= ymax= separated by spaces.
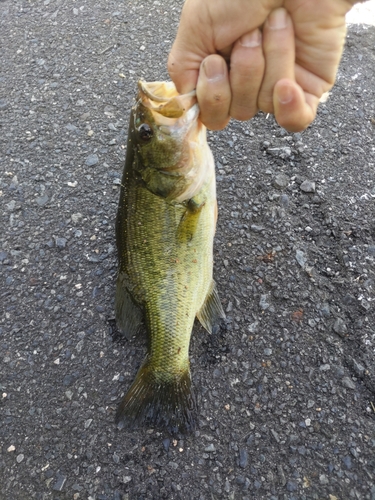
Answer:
xmin=138 ymin=80 xmax=199 ymax=121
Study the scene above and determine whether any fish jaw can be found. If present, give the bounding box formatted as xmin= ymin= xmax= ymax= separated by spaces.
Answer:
xmin=132 ymin=80 xmax=213 ymax=203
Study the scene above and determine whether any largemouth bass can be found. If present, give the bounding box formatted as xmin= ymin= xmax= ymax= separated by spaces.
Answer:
xmin=115 ymin=80 xmax=225 ymax=433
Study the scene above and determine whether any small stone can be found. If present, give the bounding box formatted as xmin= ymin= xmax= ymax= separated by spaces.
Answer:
xmin=113 ymin=452 xmax=120 ymax=464
xmin=84 ymin=419 xmax=93 ymax=429
xmin=239 ymin=449 xmax=248 ymax=468
xmin=319 ymin=364 xmax=330 ymax=371
xmin=6 ymin=200 xmax=16 ymax=211
xmin=343 ymin=455 xmax=352 ymax=469
xmin=351 ymin=359 xmax=365 ymax=377
xmin=16 ymin=454 xmax=24 ymax=463
xmin=254 ymin=479 xmax=262 ymax=489
xmin=36 ymin=194 xmax=49 ymax=206
xmin=319 ymin=474 xmax=329 ymax=485
xmin=320 ymin=303 xmax=331 ymax=317
xmin=248 ymin=321 xmax=259 ymax=333
xmin=65 ymin=390 xmax=73 ymax=401
xmin=204 ymin=443 xmax=216 ymax=452
xmin=286 ymin=480 xmax=298 ymax=492
xmin=333 ymin=318 xmax=347 ymax=336
xmin=85 ymin=154 xmax=99 ymax=167
xmin=279 ymin=194 xmax=289 ymax=207
xmin=55 ymin=237 xmax=67 ymax=249
xmin=271 ymin=429 xmax=279 ymax=443
xmin=342 ymin=377 xmax=356 ymax=390
xmin=122 ymin=476 xmax=131 ymax=484
xmin=259 ymin=294 xmax=270 ymax=310
xmin=273 ymin=173 xmax=289 ymax=189
xmin=7 ymin=445 xmax=16 ymax=452
xmin=300 ymin=180 xmax=316 ymax=193
xmin=0 ymin=251 xmax=8 ymax=262
xmin=53 ymin=472 xmax=67 ymax=491
xmin=75 ymin=340 xmax=84 ymax=353
xmin=264 ymin=348 xmax=272 ymax=356
xmin=71 ymin=213 xmax=83 ymax=223
xmin=163 ymin=438 xmax=170 ymax=451
xmin=295 ymin=249 xmax=307 ymax=267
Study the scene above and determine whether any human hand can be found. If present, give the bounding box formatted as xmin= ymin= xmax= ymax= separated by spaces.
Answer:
xmin=168 ymin=0 xmax=357 ymax=131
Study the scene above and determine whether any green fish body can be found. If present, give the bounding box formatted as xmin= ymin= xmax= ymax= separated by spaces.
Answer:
xmin=115 ymin=81 xmax=225 ymax=432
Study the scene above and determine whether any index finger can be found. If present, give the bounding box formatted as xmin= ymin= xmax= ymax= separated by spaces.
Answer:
xmin=167 ymin=49 xmax=200 ymax=94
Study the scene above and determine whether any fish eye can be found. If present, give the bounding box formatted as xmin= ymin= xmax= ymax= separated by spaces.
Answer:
xmin=138 ymin=123 xmax=153 ymax=142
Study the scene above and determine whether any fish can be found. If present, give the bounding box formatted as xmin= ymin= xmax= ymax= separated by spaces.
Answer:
xmin=115 ymin=80 xmax=225 ymax=433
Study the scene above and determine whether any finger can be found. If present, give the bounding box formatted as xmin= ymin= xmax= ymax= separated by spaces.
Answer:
xmin=168 ymin=47 xmax=201 ymax=95
xmin=196 ymin=55 xmax=231 ymax=130
xmin=229 ymin=28 xmax=264 ymax=121
xmin=273 ymin=79 xmax=319 ymax=132
xmin=258 ymin=8 xmax=295 ymax=115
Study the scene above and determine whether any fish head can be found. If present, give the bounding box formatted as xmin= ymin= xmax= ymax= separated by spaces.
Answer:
xmin=131 ymin=81 xmax=211 ymax=202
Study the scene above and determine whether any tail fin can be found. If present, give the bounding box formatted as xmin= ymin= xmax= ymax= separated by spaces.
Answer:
xmin=115 ymin=360 xmax=196 ymax=434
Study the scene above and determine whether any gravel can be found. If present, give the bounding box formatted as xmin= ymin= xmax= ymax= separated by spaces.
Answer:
xmin=1 ymin=1 xmax=375 ymax=499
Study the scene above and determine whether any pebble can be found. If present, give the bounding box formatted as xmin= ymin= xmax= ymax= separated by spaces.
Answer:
xmin=286 ymin=480 xmax=298 ymax=492
xmin=250 ymin=224 xmax=264 ymax=233
xmin=16 ymin=453 xmax=24 ymax=463
xmin=52 ymin=472 xmax=67 ymax=491
xmin=204 ymin=443 xmax=216 ymax=452
xmin=55 ymin=237 xmax=67 ymax=249
xmin=279 ymin=193 xmax=289 ymax=207
xmin=6 ymin=200 xmax=16 ymax=211
xmin=343 ymin=455 xmax=352 ymax=469
xmin=320 ymin=474 xmax=329 ymax=485
xmin=333 ymin=318 xmax=347 ymax=336
xmin=264 ymin=348 xmax=272 ymax=356
xmin=351 ymin=358 xmax=365 ymax=377
xmin=267 ymin=147 xmax=291 ymax=158
xmin=85 ymin=154 xmax=99 ymax=167
xmin=163 ymin=438 xmax=170 ymax=451
xmin=65 ymin=390 xmax=73 ymax=400
xmin=239 ymin=449 xmax=248 ymax=468
xmin=71 ymin=213 xmax=83 ymax=223
xmin=319 ymin=364 xmax=330 ymax=371
xmin=36 ymin=194 xmax=49 ymax=206
xmin=300 ymin=180 xmax=316 ymax=193
xmin=295 ymin=249 xmax=307 ymax=267
xmin=84 ymin=419 xmax=93 ymax=429
xmin=259 ymin=294 xmax=270 ymax=310
xmin=7 ymin=445 xmax=15 ymax=452
xmin=342 ymin=377 xmax=356 ymax=390
xmin=273 ymin=173 xmax=289 ymax=189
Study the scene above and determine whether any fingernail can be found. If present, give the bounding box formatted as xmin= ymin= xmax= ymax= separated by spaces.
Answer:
xmin=278 ymin=85 xmax=293 ymax=104
xmin=240 ymin=30 xmax=261 ymax=48
xmin=202 ymin=57 xmax=226 ymax=82
xmin=268 ymin=8 xmax=288 ymax=30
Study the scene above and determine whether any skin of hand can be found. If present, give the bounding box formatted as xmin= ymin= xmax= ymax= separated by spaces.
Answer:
xmin=168 ymin=0 xmax=361 ymax=131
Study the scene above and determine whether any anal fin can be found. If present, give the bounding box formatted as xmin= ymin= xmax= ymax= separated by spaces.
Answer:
xmin=197 ymin=281 xmax=226 ymax=334
xmin=115 ymin=273 xmax=143 ymax=339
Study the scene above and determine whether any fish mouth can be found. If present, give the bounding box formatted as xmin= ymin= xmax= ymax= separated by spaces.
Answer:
xmin=138 ymin=80 xmax=199 ymax=122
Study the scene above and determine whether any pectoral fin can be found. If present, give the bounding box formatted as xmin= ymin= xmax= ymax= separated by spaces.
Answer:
xmin=177 ymin=196 xmax=206 ymax=243
xmin=115 ymin=273 xmax=143 ymax=339
xmin=197 ymin=281 xmax=226 ymax=334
